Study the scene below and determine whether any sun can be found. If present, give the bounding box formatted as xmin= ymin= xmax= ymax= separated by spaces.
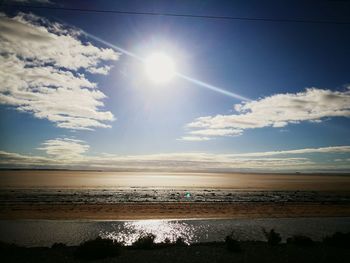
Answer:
xmin=144 ymin=52 xmax=176 ymax=84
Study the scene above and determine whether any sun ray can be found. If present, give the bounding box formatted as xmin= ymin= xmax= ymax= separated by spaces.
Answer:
xmin=82 ymin=30 xmax=250 ymax=101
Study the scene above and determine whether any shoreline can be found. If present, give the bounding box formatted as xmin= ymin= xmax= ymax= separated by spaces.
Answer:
xmin=1 ymin=202 xmax=350 ymax=220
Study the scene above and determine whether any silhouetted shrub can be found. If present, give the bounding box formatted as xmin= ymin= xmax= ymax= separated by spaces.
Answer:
xmin=157 ymin=237 xmax=188 ymax=248
xmin=225 ymin=234 xmax=242 ymax=252
xmin=132 ymin=234 xmax=156 ymax=249
xmin=263 ymin=229 xmax=282 ymax=246
xmin=323 ymin=232 xmax=350 ymax=248
xmin=51 ymin=242 xmax=67 ymax=249
xmin=75 ymin=237 xmax=120 ymax=260
xmin=157 ymin=238 xmax=172 ymax=248
xmin=287 ymin=235 xmax=314 ymax=246
xmin=163 ymin=238 xmax=171 ymax=245
xmin=0 ymin=242 xmax=25 ymax=260
xmin=175 ymin=237 xmax=188 ymax=247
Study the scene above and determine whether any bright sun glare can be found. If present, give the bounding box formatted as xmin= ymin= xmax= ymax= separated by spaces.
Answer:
xmin=145 ymin=52 xmax=176 ymax=84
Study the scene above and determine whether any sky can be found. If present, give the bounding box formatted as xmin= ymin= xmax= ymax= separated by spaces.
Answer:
xmin=0 ymin=0 xmax=349 ymax=172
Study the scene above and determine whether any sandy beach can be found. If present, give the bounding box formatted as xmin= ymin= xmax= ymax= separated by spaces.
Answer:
xmin=1 ymin=202 xmax=350 ymax=220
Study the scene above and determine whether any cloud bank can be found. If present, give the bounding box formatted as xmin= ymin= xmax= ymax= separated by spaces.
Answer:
xmin=0 ymin=12 xmax=120 ymax=130
xmin=1 ymin=139 xmax=349 ymax=172
xmin=185 ymin=87 xmax=350 ymax=139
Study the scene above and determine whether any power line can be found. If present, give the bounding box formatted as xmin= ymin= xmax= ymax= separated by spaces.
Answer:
xmin=1 ymin=3 xmax=350 ymax=25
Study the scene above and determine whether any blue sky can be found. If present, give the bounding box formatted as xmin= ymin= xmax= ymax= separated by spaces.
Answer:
xmin=0 ymin=0 xmax=349 ymax=172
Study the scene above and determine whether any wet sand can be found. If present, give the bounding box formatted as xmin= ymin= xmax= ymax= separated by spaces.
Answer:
xmin=1 ymin=171 xmax=349 ymax=220
xmin=1 ymin=202 xmax=350 ymax=220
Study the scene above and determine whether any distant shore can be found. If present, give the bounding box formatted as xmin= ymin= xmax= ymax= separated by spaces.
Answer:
xmin=1 ymin=202 xmax=350 ymax=220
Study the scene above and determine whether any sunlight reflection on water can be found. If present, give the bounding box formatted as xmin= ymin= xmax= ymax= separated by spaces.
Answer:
xmin=100 ymin=220 xmax=200 ymax=245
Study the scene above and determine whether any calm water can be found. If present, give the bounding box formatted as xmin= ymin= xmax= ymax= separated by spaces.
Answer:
xmin=2 ymin=171 xmax=350 ymax=191
xmin=1 ymin=218 xmax=349 ymax=247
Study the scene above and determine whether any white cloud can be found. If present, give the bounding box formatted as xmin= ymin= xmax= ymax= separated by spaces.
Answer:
xmin=177 ymin=136 xmax=211 ymax=141
xmin=186 ymin=87 xmax=350 ymax=138
xmin=0 ymin=12 xmax=120 ymax=130
xmin=0 ymin=150 xmax=51 ymax=166
xmin=37 ymin=138 xmax=89 ymax=159
xmin=189 ymin=128 xmax=243 ymax=137
xmin=1 ymin=141 xmax=349 ymax=172
xmin=178 ymin=128 xmax=242 ymax=141
xmin=87 ymin=65 xmax=113 ymax=75
xmin=226 ymin=146 xmax=350 ymax=158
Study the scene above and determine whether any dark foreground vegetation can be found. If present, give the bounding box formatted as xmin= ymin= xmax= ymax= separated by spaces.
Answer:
xmin=1 ymin=231 xmax=349 ymax=263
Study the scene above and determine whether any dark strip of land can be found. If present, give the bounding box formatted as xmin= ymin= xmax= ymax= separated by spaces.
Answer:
xmin=2 ymin=240 xmax=350 ymax=263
